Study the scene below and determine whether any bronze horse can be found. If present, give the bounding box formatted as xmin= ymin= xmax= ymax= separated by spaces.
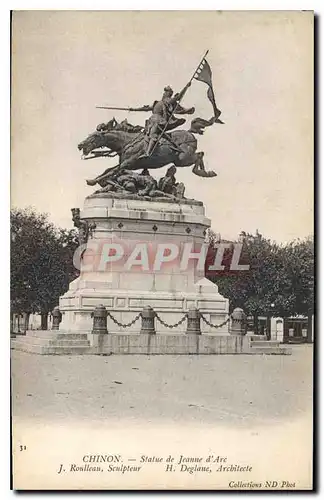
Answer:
xmin=78 ymin=118 xmax=217 ymax=186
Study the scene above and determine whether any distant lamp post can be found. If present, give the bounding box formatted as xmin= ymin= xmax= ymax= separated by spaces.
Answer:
xmin=266 ymin=303 xmax=275 ymax=340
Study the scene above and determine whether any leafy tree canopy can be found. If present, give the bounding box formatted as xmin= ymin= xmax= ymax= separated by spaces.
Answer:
xmin=206 ymin=230 xmax=314 ymax=318
xmin=11 ymin=207 xmax=79 ymax=316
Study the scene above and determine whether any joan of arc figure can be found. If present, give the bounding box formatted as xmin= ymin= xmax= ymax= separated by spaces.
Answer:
xmin=130 ymin=83 xmax=195 ymax=156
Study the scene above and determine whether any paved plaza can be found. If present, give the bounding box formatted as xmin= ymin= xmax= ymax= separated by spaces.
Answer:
xmin=11 ymin=346 xmax=313 ymax=427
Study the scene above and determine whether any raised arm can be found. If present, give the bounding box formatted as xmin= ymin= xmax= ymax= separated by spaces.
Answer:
xmin=171 ymin=81 xmax=192 ymax=105
xmin=128 ymin=104 xmax=153 ymax=112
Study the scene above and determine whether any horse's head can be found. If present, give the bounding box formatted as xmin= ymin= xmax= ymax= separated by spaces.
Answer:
xmin=78 ymin=130 xmax=112 ymax=156
xmin=78 ymin=118 xmax=120 ymax=156
xmin=78 ymin=118 xmax=140 ymax=158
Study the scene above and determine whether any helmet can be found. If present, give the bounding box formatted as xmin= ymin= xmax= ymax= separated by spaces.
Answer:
xmin=163 ymin=85 xmax=173 ymax=95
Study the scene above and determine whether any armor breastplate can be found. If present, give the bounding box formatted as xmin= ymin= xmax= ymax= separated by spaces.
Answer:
xmin=152 ymin=99 xmax=172 ymax=120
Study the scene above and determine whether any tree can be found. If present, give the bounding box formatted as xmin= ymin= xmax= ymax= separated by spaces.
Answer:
xmin=11 ymin=208 xmax=79 ymax=329
xmin=283 ymin=237 xmax=314 ymax=341
xmin=206 ymin=230 xmax=314 ymax=337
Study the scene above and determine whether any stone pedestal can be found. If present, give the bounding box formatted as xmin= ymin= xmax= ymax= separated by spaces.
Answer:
xmin=59 ymin=193 xmax=229 ymax=335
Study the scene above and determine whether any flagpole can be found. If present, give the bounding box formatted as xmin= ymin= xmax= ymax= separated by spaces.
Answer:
xmin=149 ymin=50 xmax=209 ymax=157
xmin=188 ymin=49 xmax=209 ymax=83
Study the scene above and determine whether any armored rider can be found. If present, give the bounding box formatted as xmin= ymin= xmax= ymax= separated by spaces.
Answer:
xmin=130 ymin=82 xmax=195 ymax=156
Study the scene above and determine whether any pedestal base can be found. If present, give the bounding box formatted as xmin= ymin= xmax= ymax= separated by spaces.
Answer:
xmin=59 ymin=194 xmax=230 ymax=335
xmin=11 ymin=331 xmax=292 ymax=355
xmin=60 ymin=277 xmax=229 ymax=335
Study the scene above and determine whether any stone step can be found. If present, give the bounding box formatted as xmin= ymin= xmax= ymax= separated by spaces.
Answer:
xmin=55 ymin=334 xmax=89 ymax=341
xmin=43 ymin=346 xmax=91 ymax=355
xmin=250 ymin=345 xmax=292 ymax=355
xmin=250 ymin=340 xmax=281 ymax=348
xmin=11 ymin=335 xmax=292 ymax=356
xmin=12 ymin=337 xmax=50 ymax=347
xmin=26 ymin=330 xmax=89 ymax=340
xmin=11 ymin=340 xmax=47 ymax=355
xmin=12 ymin=336 xmax=90 ymax=347
xmin=49 ymin=340 xmax=90 ymax=347
xmin=26 ymin=330 xmax=58 ymax=338
xmin=11 ymin=340 xmax=91 ymax=355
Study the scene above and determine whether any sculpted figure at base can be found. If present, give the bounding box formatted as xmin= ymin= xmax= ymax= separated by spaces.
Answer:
xmin=158 ymin=165 xmax=185 ymax=198
xmin=71 ymin=208 xmax=96 ymax=244
xmin=94 ymin=167 xmax=186 ymax=201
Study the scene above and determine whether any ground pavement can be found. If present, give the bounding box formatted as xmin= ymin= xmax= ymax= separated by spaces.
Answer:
xmin=11 ymin=346 xmax=313 ymax=427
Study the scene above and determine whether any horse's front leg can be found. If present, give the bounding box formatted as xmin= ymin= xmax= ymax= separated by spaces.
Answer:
xmin=119 ymin=147 xmax=145 ymax=171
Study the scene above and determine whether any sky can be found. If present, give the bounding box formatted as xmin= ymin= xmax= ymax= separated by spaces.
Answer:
xmin=11 ymin=10 xmax=313 ymax=243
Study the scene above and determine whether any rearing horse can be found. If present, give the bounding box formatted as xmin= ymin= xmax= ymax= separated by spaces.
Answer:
xmin=78 ymin=119 xmax=217 ymax=186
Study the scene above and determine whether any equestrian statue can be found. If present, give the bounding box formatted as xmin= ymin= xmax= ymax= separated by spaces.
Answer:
xmin=78 ymin=50 xmax=225 ymax=194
